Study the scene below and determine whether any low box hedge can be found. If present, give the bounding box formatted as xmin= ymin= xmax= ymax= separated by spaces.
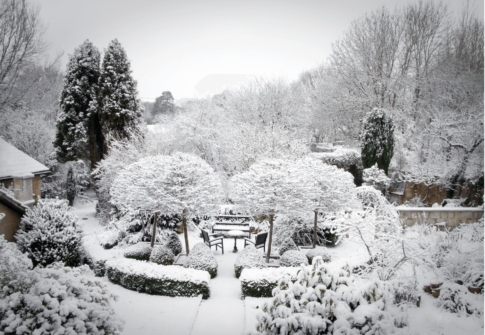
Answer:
xmin=106 ymin=258 xmax=211 ymax=299
xmin=240 ymin=267 xmax=299 ymax=298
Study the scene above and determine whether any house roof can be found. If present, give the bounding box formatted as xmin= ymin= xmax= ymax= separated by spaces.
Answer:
xmin=0 ymin=138 xmax=50 ymax=180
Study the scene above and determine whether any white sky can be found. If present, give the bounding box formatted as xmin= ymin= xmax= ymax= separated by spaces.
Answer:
xmin=34 ymin=0 xmax=483 ymax=101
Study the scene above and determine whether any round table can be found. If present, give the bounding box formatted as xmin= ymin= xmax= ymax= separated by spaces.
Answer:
xmin=226 ymin=230 xmax=246 ymax=253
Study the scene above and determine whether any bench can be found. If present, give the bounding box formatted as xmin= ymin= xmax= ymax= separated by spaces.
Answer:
xmin=212 ymin=215 xmax=252 ymax=238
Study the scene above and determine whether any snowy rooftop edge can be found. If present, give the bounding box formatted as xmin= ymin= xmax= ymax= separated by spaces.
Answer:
xmin=0 ymin=138 xmax=50 ymax=179
xmin=396 ymin=207 xmax=483 ymax=212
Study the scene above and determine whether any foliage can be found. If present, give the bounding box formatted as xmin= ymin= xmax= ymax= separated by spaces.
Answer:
xmin=184 ymin=243 xmax=218 ymax=278
xmin=306 ymin=248 xmax=331 ymax=264
xmin=0 ymin=235 xmax=33 ymax=299
xmin=150 ymin=245 xmax=174 ymax=265
xmin=164 ymin=232 xmax=183 ymax=256
xmin=240 ymin=267 xmax=300 ymax=298
xmin=66 ymin=165 xmax=76 ymax=206
xmin=152 ymin=91 xmax=175 ymax=117
xmin=15 ymin=199 xmax=84 ymax=268
xmin=105 ymin=258 xmax=211 ymax=298
xmin=435 ymin=282 xmax=483 ymax=317
xmin=360 ymin=108 xmax=395 ymax=175
xmin=254 ymin=258 xmax=407 ymax=334
xmin=123 ymin=243 xmax=152 ymax=261
xmin=279 ymin=250 xmax=309 ymax=267
xmin=278 ymin=237 xmax=299 ymax=256
xmin=363 ymin=163 xmax=391 ymax=192
xmin=234 ymin=245 xmax=267 ymax=278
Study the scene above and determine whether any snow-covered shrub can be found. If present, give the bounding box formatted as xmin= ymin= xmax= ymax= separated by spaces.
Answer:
xmin=278 ymin=237 xmax=299 ymax=256
xmin=164 ymin=232 xmax=183 ymax=256
xmin=403 ymin=195 xmax=426 ymax=207
xmin=254 ymin=257 xmax=407 ymax=334
xmin=124 ymin=243 xmax=152 ymax=261
xmin=435 ymin=282 xmax=483 ymax=317
xmin=234 ymin=245 xmax=267 ymax=278
xmin=442 ymin=197 xmax=467 ymax=207
xmin=392 ymin=280 xmax=420 ymax=307
xmin=273 ymin=214 xmax=328 ymax=246
xmin=240 ymin=267 xmax=300 ymax=298
xmin=105 ymin=258 xmax=210 ymax=298
xmin=15 ymin=199 xmax=84 ymax=268
xmin=0 ymin=236 xmax=33 ymax=298
xmin=93 ymin=260 xmax=107 ymax=277
xmin=305 ymin=248 xmax=331 ymax=264
xmin=97 ymin=229 xmax=120 ymax=249
xmin=279 ymin=250 xmax=309 ymax=267
xmin=150 ymin=246 xmax=174 ymax=265
xmin=363 ymin=163 xmax=391 ymax=192
xmin=184 ymin=243 xmax=218 ymax=278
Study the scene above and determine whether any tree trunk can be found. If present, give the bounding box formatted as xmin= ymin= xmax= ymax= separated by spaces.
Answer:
xmin=150 ymin=212 xmax=158 ymax=248
xmin=183 ymin=215 xmax=190 ymax=255
xmin=313 ymin=211 xmax=318 ymax=248
xmin=266 ymin=214 xmax=274 ymax=263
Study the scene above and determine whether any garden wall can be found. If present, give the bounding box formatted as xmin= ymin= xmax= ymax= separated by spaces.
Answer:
xmin=397 ymin=208 xmax=483 ymax=228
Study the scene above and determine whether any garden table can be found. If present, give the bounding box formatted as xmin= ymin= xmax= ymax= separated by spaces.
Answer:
xmin=226 ymin=230 xmax=246 ymax=253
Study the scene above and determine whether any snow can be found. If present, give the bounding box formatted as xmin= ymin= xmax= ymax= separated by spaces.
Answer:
xmin=396 ymin=207 xmax=484 ymax=212
xmin=0 ymin=138 xmax=50 ymax=179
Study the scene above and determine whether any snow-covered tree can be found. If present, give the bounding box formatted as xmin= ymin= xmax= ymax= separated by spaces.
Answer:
xmin=231 ymin=159 xmax=310 ymax=262
xmin=66 ymin=164 xmax=76 ymax=206
xmin=360 ymin=107 xmax=394 ymax=175
xmin=109 ymin=153 xmax=223 ymax=253
xmin=152 ymin=91 xmax=175 ymax=118
xmin=363 ymin=163 xmax=391 ymax=193
xmin=54 ymin=40 xmax=101 ymax=166
xmin=98 ymin=39 xmax=143 ymax=143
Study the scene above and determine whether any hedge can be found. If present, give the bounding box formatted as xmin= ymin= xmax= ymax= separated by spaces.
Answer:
xmin=240 ymin=267 xmax=299 ymax=298
xmin=124 ymin=243 xmax=152 ymax=261
xmin=184 ymin=243 xmax=218 ymax=278
xmin=234 ymin=245 xmax=267 ymax=278
xmin=106 ymin=258 xmax=211 ymax=299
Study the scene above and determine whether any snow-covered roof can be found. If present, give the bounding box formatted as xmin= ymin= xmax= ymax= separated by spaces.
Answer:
xmin=0 ymin=138 xmax=50 ymax=179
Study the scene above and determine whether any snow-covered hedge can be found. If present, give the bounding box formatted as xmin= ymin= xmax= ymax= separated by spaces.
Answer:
xmin=254 ymin=257 xmax=407 ymax=334
xmin=93 ymin=259 xmax=107 ymax=277
xmin=124 ymin=243 xmax=152 ymax=261
xmin=184 ymin=243 xmax=218 ymax=278
xmin=98 ymin=229 xmax=121 ymax=249
xmin=305 ymin=248 xmax=331 ymax=264
xmin=164 ymin=232 xmax=183 ymax=256
xmin=106 ymin=258 xmax=210 ymax=298
xmin=15 ymin=199 xmax=84 ymax=268
xmin=0 ymin=236 xmax=123 ymax=334
xmin=278 ymin=237 xmax=299 ymax=256
xmin=240 ymin=267 xmax=299 ymax=298
xmin=150 ymin=245 xmax=174 ymax=265
xmin=435 ymin=282 xmax=483 ymax=317
xmin=234 ymin=245 xmax=267 ymax=279
xmin=279 ymin=250 xmax=309 ymax=267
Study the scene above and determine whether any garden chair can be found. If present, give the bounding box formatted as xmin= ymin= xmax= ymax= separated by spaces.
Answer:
xmin=201 ymin=229 xmax=224 ymax=254
xmin=244 ymin=232 xmax=268 ymax=252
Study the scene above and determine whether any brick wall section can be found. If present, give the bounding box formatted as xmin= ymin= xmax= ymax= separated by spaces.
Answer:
xmin=397 ymin=208 xmax=484 ymax=228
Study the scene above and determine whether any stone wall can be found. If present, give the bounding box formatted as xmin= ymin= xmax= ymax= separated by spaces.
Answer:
xmin=397 ymin=208 xmax=484 ymax=229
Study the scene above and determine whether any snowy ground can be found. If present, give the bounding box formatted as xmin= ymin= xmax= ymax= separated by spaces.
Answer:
xmin=74 ymin=192 xmax=483 ymax=335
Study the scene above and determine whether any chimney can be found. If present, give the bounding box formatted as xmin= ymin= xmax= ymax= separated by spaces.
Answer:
xmin=13 ymin=173 xmax=35 ymax=208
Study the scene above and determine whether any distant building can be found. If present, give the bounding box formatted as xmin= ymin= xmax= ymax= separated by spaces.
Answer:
xmin=0 ymin=138 xmax=50 ymax=241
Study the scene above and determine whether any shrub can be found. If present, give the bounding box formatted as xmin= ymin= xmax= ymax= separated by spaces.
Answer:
xmin=124 ymin=243 xmax=152 ymax=261
xmin=184 ymin=243 xmax=218 ymax=278
xmin=234 ymin=245 xmax=267 ymax=278
xmin=435 ymin=282 xmax=483 ymax=317
xmin=278 ymin=237 xmax=299 ymax=256
xmin=392 ymin=280 xmax=421 ymax=307
xmin=106 ymin=258 xmax=210 ymax=298
xmin=306 ymin=248 xmax=331 ymax=264
xmin=240 ymin=267 xmax=299 ymax=298
xmin=93 ymin=260 xmax=107 ymax=277
xmin=255 ymin=258 xmax=407 ymax=334
xmin=273 ymin=214 xmax=328 ymax=247
xmin=164 ymin=232 xmax=183 ymax=256
xmin=15 ymin=199 xmax=84 ymax=267
xmin=150 ymin=246 xmax=174 ymax=265
xmin=0 ymin=236 xmax=33 ymax=298
xmin=279 ymin=250 xmax=309 ymax=267
xmin=97 ymin=229 xmax=120 ymax=249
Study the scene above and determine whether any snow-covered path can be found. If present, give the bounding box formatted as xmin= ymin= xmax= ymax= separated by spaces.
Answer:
xmin=190 ymin=239 xmax=245 ymax=335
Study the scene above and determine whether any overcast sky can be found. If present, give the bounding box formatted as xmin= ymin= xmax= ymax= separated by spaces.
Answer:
xmin=34 ymin=0 xmax=483 ymax=101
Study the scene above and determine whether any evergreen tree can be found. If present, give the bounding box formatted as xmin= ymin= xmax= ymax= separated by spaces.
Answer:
xmin=54 ymin=40 xmax=101 ymax=165
xmin=98 ymin=39 xmax=143 ymax=145
xmin=360 ymin=108 xmax=394 ymax=175
xmin=66 ymin=165 xmax=76 ymax=206
xmin=152 ymin=91 xmax=175 ymax=117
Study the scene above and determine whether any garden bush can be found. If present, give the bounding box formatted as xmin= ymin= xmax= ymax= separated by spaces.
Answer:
xmin=164 ymin=232 xmax=183 ymax=256
xmin=124 ymin=243 xmax=152 ymax=261
xmin=97 ymin=229 xmax=120 ymax=249
xmin=150 ymin=245 xmax=175 ymax=265
xmin=305 ymin=248 xmax=331 ymax=264
xmin=279 ymin=250 xmax=309 ymax=267
xmin=93 ymin=259 xmax=107 ymax=277
xmin=240 ymin=267 xmax=299 ymax=298
xmin=278 ymin=237 xmax=299 ymax=256
xmin=254 ymin=257 xmax=407 ymax=334
xmin=184 ymin=243 xmax=218 ymax=278
xmin=15 ymin=199 xmax=84 ymax=268
xmin=435 ymin=282 xmax=483 ymax=317
xmin=234 ymin=245 xmax=267 ymax=278
xmin=106 ymin=258 xmax=210 ymax=298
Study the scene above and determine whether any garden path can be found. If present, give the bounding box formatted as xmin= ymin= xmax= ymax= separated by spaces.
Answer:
xmin=190 ymin=238 xmax=246 ymax=335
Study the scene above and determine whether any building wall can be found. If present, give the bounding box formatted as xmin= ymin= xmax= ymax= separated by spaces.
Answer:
xmin=0 ymin=202 xmax=22 ymax=242
xmin=1 ymin=175 xmax=42 ymax=203
xmin=398 ymin=209 xmax=484 ymax=229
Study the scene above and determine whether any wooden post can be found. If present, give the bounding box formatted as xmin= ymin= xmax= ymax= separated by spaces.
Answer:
xmin=151 ymin=212 xmax=158 ymax=248
xmin=266 ymin=214 xmax=274 ymax=263
xmin=313 ymin=211 xmax=318 ymax=249
xmin=183 ymin=214 xmax=190 ymax=255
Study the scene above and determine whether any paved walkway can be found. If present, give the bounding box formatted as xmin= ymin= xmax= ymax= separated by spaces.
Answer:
xmin=190 ymin=238 xmax=245 ymax=335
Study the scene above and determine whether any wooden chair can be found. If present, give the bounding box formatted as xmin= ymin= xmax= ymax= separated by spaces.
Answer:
xmin=201 ymin=229 xmax=224 ymax=254
xmin=244 ymin=232 xmax=268 ymax=252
